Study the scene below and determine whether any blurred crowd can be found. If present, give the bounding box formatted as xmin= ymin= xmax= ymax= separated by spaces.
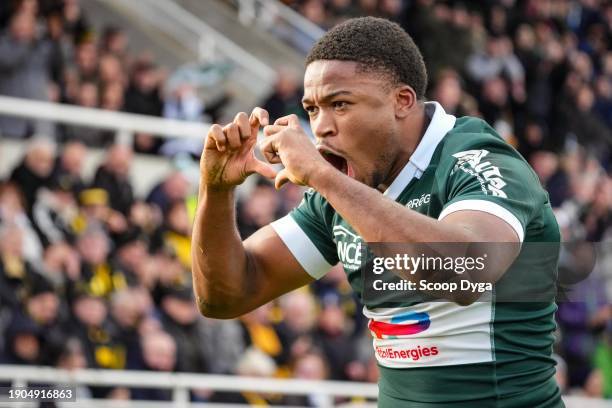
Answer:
xmin=0 ymin=0 xmax=611 ymax=405
xmin=0 ymin=136 xmax=372 ymax=404
xmin=0 ymin=0 xmax=228 ymax=155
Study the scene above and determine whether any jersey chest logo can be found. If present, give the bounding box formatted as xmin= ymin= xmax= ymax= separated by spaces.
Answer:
xmin=452 ymin=149 xmax=508 ymax=198
xmin=333 ymin=225 xmax=363 ymax=270
xmin=406 ymin=193 xmax=431 ymax=209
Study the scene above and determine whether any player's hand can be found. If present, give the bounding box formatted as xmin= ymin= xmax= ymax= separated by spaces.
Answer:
xmin=260 ymin=114 xmax=331 ymax=189
xmin=201 ymin=108 xmax=277 ymax=190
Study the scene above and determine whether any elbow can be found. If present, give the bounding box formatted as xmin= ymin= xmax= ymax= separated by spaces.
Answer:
xmin=195 ymin=294 xmax=243 ymax=320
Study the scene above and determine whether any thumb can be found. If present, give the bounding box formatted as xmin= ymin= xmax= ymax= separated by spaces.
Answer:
xmin=249 ymin=156 xmax=277 ymax=179
xmin=275 ymin=168 xmax=291 ymax=190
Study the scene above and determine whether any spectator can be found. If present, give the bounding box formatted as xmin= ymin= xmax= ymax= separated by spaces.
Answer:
xmin=42 ymin=242 xmax=81 ymax=286
xmin=146 ymin=171 xmax=190 ymax=215
xmin=0 ymin=11 xmax=54 ymax=138
xmin=565 ymin=84 xmax=611 ymax=162
xmin=32 ymin=177 xmax=80 ymax=247
xmin=209 ymin=347 xmax=278 ymax=404
xmin=66 ymin=284 xmax=126 ymax=371
xmin=110 ymin=288 xmax=150 ymax=370
xmin=62 ymin=81 xmax=110 ymax=145
xmin=158 ymin=285 xmax=210 ymax=373
xmin=92 ymin=144 xmax=134 ymax=216
xmin=98 ymin=53 xmax=125 ymax=88
xmin=9 ymin=137 xmax=56 ymax=213
xmin=74 ymin=227 xmax=127 ymax=299
xmin=51 ymin=140 xmax=87 ymax=196
xmin=275 ymin=290 xmax=318 ymax=366
xmin=100 ymin=82 xmax=124 ymax=111
xmin=239 ymin=303 xmax=284 ymax=366
xmin=131 ymin=330 xmax=176 ymax=401
xmin=159 ymin=82 xmax=205 ymax=157
xmin=198 ymin=314 xmax=244 ymax=375
xmin=261 ymin=67 xmax=307 ymax=123
xmin=55 ymin=338 xmax=93 ymax=399
xmin=0 ymin=313 xmax=43 ymax=365
xmin=284 ymin=350 xmax=330 ymax=406
xmin=430 ymin=69 xmax=477 ymax=117
xmin=466 ymin=35 xmax=525 ymax=85
xmin=0 ymin=224 xmax=41 ymax=311
xmin=0 ymin=182 xmax=43 ymax=261
xmin=111 ymin=228 xmax=148 ymax=286
xmin=62 ymin=0 xmax=89 ymax=43
xmin=100 ymin=25 xmax=128 ymax=62
xmin=237 ymin=179 xmax=282 ymax=238
xmin=160 ymin=200 xmax=191 ymax=270
xmin=21 ymin=275 xmax=65 ymax=365
xmin=124 ymin=60 xmax=164 ymax=154
xmin=75 ymin=187 xmax=128 ymax=235
xmin=314 ymin=303 xmax=359 ymax=380
xmin=74 ymin=38 xmax=98 ymax=82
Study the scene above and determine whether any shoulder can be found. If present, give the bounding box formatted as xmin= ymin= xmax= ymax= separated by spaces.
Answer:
xmin=436 ymin=116 xmax=530 ymax=173
xmin=441 ymin=117 xmax=517 ymax=156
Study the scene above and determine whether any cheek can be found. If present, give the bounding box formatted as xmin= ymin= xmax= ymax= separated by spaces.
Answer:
xmin=342 ymin=114 xmax=393 ymax=160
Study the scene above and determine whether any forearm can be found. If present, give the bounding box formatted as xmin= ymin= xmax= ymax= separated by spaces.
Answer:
xmin=191 ymin=185 xmax=251 ymax=317
xmin=311 ymin=167 xmax=475 ymax=243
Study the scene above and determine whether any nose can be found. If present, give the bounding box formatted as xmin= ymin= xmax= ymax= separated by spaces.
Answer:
xmin=311 ymin=109 xmax=337 ymax=139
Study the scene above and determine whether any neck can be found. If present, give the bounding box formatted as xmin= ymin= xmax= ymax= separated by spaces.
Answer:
xmin=376 ymin=102 xmax=429 ymax=192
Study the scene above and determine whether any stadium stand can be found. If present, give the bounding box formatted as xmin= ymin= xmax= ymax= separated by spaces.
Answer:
xmin=0 ymin=0 xmax=610 ymax=405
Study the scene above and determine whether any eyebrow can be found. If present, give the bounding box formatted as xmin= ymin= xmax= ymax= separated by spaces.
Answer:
xmin=302 ymin=90 xmax=353 ymax=105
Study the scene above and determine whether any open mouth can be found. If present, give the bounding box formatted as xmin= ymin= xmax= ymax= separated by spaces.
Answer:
xmin=317 ymin=146 xmax=353 ymax=177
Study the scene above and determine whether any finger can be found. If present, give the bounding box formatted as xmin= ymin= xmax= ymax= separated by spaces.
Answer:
xmin=258 ymin=137 xmax=282 ymax=164
xmin=248 ymin=156 xmax=277 ymax=179
xmin=234 ymin=112 xmax=250 ymax=139
xmin=286 ymin=114 xmax=300 ymax=128
xmin=275 ymin=168 xmax=291 ymax=189
xmin=274 ymin=114 xmax=300 ymax=128
xmin=250 ymin=107 xmax=269 ymax=127
xmin=205 ymin=124 xmax=226 ymax=152
xmin=263 ymin=124 xmax=286 ymax=137
xmin=223 ymin=123 xmax=241 ymax=150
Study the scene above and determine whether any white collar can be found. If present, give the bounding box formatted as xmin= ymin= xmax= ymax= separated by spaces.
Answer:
xmin=383 ymin=101 xmax=456 ymax=200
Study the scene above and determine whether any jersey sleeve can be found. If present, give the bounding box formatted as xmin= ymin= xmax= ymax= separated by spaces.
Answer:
xmin=439 ymin=142 xmax=544 ymax=242
xmin=271 ymin=189 xmax=338 ymax=279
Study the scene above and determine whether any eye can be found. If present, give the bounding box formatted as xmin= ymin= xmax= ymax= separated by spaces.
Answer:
xmin=304 ymin=105 xmax=318 ymax=116
xmin=332 ymin=101 xmax=348 ymax=110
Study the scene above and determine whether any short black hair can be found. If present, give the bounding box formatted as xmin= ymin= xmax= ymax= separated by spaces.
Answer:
xmin=306 ymin=17 xmax=428 ymax=99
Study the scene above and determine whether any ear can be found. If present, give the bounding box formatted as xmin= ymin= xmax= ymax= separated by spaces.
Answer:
xmin=395 ymin=85 xmax=417 ymax=119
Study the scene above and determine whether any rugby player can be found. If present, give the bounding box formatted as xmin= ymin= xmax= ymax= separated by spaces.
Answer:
xmin=192 ymin=17 xmax=562 ymax=407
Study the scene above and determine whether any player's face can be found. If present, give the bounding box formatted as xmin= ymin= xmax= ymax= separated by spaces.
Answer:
xmin=303 ymin=60 xmax=401 ymax=188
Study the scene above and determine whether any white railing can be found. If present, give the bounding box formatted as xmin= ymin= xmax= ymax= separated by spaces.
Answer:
xmin=0 ymin=365 xmax=605 ymax=408
xmin=235 ymin=0 xmax=325 ymax=54
xmin=97 ymin=0 xmax=276 ymax=86
xmin=0 ymin=95 xmax=208 ymax=145
xmin=0 ymin=365 xmax=378 ymax=407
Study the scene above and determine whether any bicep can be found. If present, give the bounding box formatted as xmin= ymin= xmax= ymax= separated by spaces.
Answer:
xmin=439 ymin=209 xmax=521 ymax=283
xmin=241 ymin=224 xmax=315 ymax=312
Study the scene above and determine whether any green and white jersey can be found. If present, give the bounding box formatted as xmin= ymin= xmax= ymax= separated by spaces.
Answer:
xmin=271 ymin=102 xmax=561 ymax=405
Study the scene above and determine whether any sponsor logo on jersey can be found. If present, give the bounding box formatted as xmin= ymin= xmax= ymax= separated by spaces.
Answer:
xmin=452 ymin=149 xmax=508 ymax=198
xmin=333 ymin=225 xmax=363 ymax=270
xmin=406 ymin=193 xmax=431 ymax=209
xmin=375 ymin=345 xmax=439 ymax=361
xmin=368 ymin=311 xmax=431 ymax=339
